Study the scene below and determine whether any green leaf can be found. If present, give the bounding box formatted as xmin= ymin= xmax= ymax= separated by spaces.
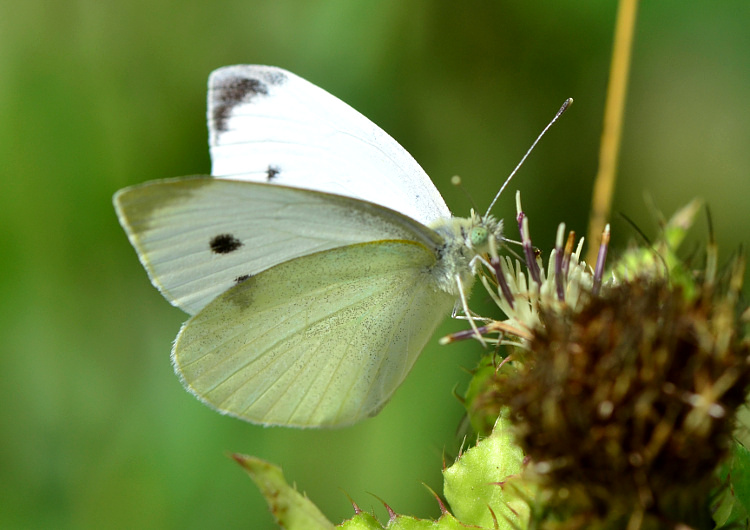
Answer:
xmin=713 ymin=440 xmax=750 ymax=528
xmin=661 ymin=198 xmax=702 ymax=251
xmin=339 ymin=510 xmax=383 ymax=530
xmin=233 ymin=453 xmax=335 ymax=530
xmin=463 ymin=356 xmax=505 ymax=436
xmin=339 ymin=509 xmax=480 ymax=529
xmin=443 ymin=410 xmax=529 ymax=529
xmin=610 ymin=199 xmax=703 ymax=299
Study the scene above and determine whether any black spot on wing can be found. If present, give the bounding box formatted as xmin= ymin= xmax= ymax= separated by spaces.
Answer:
xmin=210 ymin=234 xmax=243 ymax=254
xmin=266 ymin=165 xmax=281 ymax=181
xmin=211 ymin=70 xmax=289 ymax=133
xmin=212 ymin=77 xmax=268 ymax=132
xmin=234 ymin=274 xmax=251 ymax=284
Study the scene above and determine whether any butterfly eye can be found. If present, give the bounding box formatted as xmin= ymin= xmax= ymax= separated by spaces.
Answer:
xmin=469 ymin=226 xmax=488 ymax=248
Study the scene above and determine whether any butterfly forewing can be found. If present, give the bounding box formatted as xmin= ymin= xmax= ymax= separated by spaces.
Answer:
xmin=208 ymin=65 xmax=452 ymax=226
xmin=173 ymin=240 xmax=455 ymax=427
xmin=114 ymin=177 xmax=445 ymax=316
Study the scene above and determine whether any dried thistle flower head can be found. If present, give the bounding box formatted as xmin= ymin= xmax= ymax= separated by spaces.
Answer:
xmin=449 ymin=197 xmax=750 ymax=528
xmin=507 ymin=271 xmax=749 ymax=526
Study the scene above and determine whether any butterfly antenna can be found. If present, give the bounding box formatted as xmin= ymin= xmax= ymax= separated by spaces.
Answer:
xmin=484 ymin=98 xmax=574 ymax=219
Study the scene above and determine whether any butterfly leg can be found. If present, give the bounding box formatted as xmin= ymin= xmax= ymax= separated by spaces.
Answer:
xmin=454 ymin=274 xmax=487 ymax=347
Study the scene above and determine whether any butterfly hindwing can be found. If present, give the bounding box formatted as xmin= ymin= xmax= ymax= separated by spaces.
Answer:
xmin=208 ymin=65 xmax=452 ymax=226
xmin=173 ymin=240 xmax=456 ymax=427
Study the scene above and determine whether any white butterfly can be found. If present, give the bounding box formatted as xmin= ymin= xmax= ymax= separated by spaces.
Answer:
xmin=114 ymin=65 xmax=503 ymax=428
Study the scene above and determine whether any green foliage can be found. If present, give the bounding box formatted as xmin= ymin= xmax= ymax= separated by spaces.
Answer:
xmin=233 ymin=454 xmax=335 ymax=529
xmin=241 ymin=414 xmax=527 ymax=529
xmin=611 ymin=198 xmax=703 ymax=298
xmin=340 ymin=510 xmax=471 ymax=529
xmin=443 ymin=410 xmax=528 ymax=529
xmin=713 ymin=440 xmax=750 ymax=528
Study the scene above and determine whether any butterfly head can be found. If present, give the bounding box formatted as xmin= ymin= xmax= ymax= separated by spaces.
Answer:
xmin=428 ymin=211 xmax=504 ymax=296
xmin=463 ymin=210 xmax=504 ymax=258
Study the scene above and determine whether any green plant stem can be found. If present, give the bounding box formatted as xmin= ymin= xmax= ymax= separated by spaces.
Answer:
xmin=586 ymin=0 xmax=640 ymax=265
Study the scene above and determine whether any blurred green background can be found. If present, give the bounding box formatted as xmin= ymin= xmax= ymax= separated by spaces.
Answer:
xmin=1 ymin=1 xmax=749 ymax=528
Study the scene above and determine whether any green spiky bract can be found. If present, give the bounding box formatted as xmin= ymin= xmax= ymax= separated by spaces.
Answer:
xmin=236 ymin=414 xmax=528 ymax=529
xmin=232 ymin=454 xmax=335 ymax=529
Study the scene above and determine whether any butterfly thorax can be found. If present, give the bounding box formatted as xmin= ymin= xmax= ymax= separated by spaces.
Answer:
xmin=427 ymin=212 xmax=503 ymax=297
